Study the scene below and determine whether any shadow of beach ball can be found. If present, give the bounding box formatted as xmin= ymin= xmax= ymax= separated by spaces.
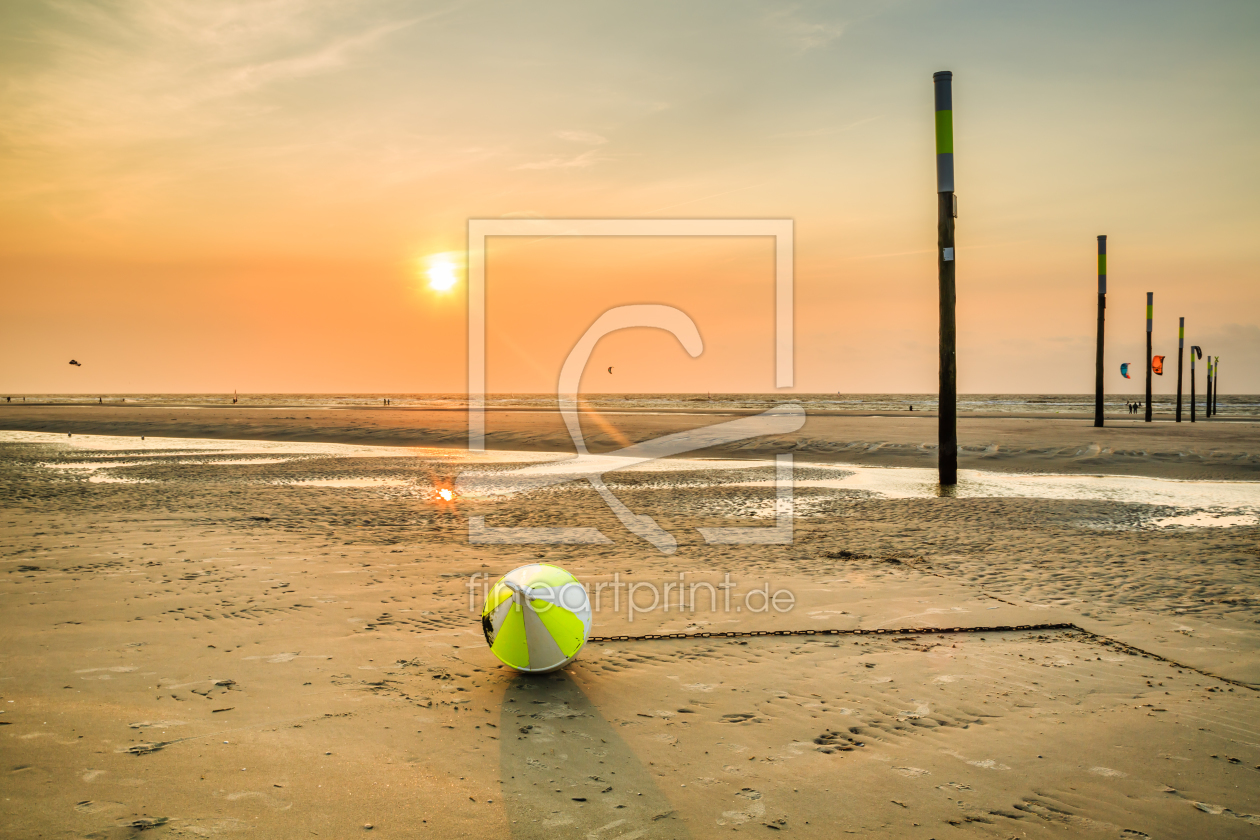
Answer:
xmin=481 ymin=564 xmax=591 ymax=673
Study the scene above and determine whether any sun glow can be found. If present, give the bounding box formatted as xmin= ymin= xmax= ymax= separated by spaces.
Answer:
xmin=426 ymin=260 xmax=458 ymax=292
xmin=437 ymin=487 xmax=453 ymax=501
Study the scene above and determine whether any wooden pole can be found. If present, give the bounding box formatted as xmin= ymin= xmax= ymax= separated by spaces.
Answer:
xmin=934 ymin=70 xmax=957 ymax=485
xmin=1206 ymin=355 xmax=1213 ymax=418
xmin=1144 ymin=292 xmax=1153 ymax=422
xmin=1213 ymin=357 xmax=1220 ymax=415
xmin=1094 ymin=235 xmax=1106 ymax=427
xmin=1190 ymin=346 xmax=1197 ymax=422
xmin=1175 ymin=317 xmax=1184 ymax=422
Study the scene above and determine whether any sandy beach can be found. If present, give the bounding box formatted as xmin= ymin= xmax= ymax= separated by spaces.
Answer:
xmin=6 ymin=0 xmax=1259 ymax=836
xmin=1 ymin=408 xmax=1258 ymax=838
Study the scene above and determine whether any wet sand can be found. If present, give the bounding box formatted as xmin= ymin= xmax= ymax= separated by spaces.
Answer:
xmin=2 ymin=403 xmax=1258 ymax=479
xmin=1 ymin=422 xmax=1259 ymax=838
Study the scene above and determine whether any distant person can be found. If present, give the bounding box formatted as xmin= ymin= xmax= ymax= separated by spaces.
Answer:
xmin=908 ymin=405 xmax=914 ymax=411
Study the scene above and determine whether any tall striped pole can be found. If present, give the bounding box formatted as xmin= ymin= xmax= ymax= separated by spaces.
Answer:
xmin=1094 ymin=235 xmax=1107 ymax=427
xmin=934 ymin=70 xmax=957 ymax=485
xmin=1144 ymin=292 xmax=1153 ymax=422
xmin=1175 ymin=317 xmax=1184 ymax=422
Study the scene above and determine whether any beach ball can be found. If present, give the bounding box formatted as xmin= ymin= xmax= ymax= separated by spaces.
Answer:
xmin=481 ymin=564 xmax=591 ymax=673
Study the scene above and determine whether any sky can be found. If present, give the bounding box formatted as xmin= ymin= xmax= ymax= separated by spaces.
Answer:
xmin=1 ymin=0 xmax=1257 ymax=395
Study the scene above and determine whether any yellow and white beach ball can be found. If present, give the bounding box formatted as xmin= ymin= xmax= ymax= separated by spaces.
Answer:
xmin=481 ymin=564 xmax=592 ymax=673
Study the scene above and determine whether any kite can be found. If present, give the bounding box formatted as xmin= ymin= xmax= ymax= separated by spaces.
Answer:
xmin=1152 ymin=355 xmax=1165 ymax=375
xmin=1120 ymin=362 xmax=1130 ymax=379
xmin=68 ymin=360 xmax=81 ymax=367
xmin=481 ymin=564 xmax=591 ymax=673
xmin=608 ymin=366 xmax=614 ymax=374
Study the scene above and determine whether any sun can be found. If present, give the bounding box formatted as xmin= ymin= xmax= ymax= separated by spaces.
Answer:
xmin=426 ymin=260 xmax=458 ymax=292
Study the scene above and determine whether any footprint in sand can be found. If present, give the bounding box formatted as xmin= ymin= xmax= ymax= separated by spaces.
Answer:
xmin=720 ymin=788 xmax=765 ymax=825
xmin=243 ymin=652 xmax=300 ymax=663
xmin=814 ymin=730 xmax=865 ymax=753
xmin=74 ymin=800 xmax=126 ymax=814
xmin=216 ymin=791 xmax=292 ymax=810
xmin=894 ymin=766 xmax=931 ymax=777
xmin=1089 ymin=766 xmax=1128 ymax=778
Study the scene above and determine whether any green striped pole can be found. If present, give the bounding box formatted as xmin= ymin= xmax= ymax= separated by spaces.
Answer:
xmin=1144 ymin=292 xmax=1153 ymax=422
xmin=934 ymin=70 xmax=957 ymax=485
xmin=1094 ymin=236 xmax=1106 ymax=427
xmin=1175 ymin=317 xmax=1184 ymax=422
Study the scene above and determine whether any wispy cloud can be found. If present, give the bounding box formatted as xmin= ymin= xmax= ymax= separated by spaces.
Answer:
xmin=762 ymin=4 xmax=846 ymax=52
xmin=554 ymin=130 xmax=608 ymax=145
xmin=1 ymin=1 xmax=450 ymax=151
xmin=512 ymin=149 xmax=610 ymax=170
xmin=771 ymin=115 xmax=883 ymax=139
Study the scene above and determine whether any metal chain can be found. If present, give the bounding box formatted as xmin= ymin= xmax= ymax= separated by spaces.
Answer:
xmin=586 ymin=622 xmax=1075 ymax=643
xmin=585 ymin=622 xmax=1256 ymax=691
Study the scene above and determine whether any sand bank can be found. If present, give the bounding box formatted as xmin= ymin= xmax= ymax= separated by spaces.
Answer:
xmin=2 ymin=403 xmax=1257 ymax=480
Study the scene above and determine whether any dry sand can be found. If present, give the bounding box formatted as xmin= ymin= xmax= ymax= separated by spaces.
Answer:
xmin=1 ymin=409 xmax=1259 ymax=838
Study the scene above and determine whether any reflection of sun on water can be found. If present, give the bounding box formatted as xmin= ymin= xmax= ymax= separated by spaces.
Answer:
xmin=437 ymin=488 xmax=453 ymax=501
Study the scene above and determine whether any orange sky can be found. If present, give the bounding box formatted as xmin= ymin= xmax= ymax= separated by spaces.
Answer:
xmin=2 ymin=1 xmax=1257 ymax=395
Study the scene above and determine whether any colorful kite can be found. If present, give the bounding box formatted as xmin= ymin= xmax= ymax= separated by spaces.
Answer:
xmin=1120 ymin=362 xmax=1131 ymax=379
xmin=1152 ymin=355 xmax=1165 ymax=375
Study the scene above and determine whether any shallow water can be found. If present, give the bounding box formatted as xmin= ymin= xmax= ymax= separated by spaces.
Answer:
xmin=9 ymin=392 xmax=1260 ymax=416
xmin=3 ymin=431 xmax=553 ymax=462
xmin=8 ymin=431 xmax=1257 ymax=528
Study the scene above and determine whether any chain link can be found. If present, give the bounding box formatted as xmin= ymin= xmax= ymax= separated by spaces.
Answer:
xmin=584 ymin=622 xmax=1256 ymax=690
xmin=586 ymin=622 xmax=1075 ymax=643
